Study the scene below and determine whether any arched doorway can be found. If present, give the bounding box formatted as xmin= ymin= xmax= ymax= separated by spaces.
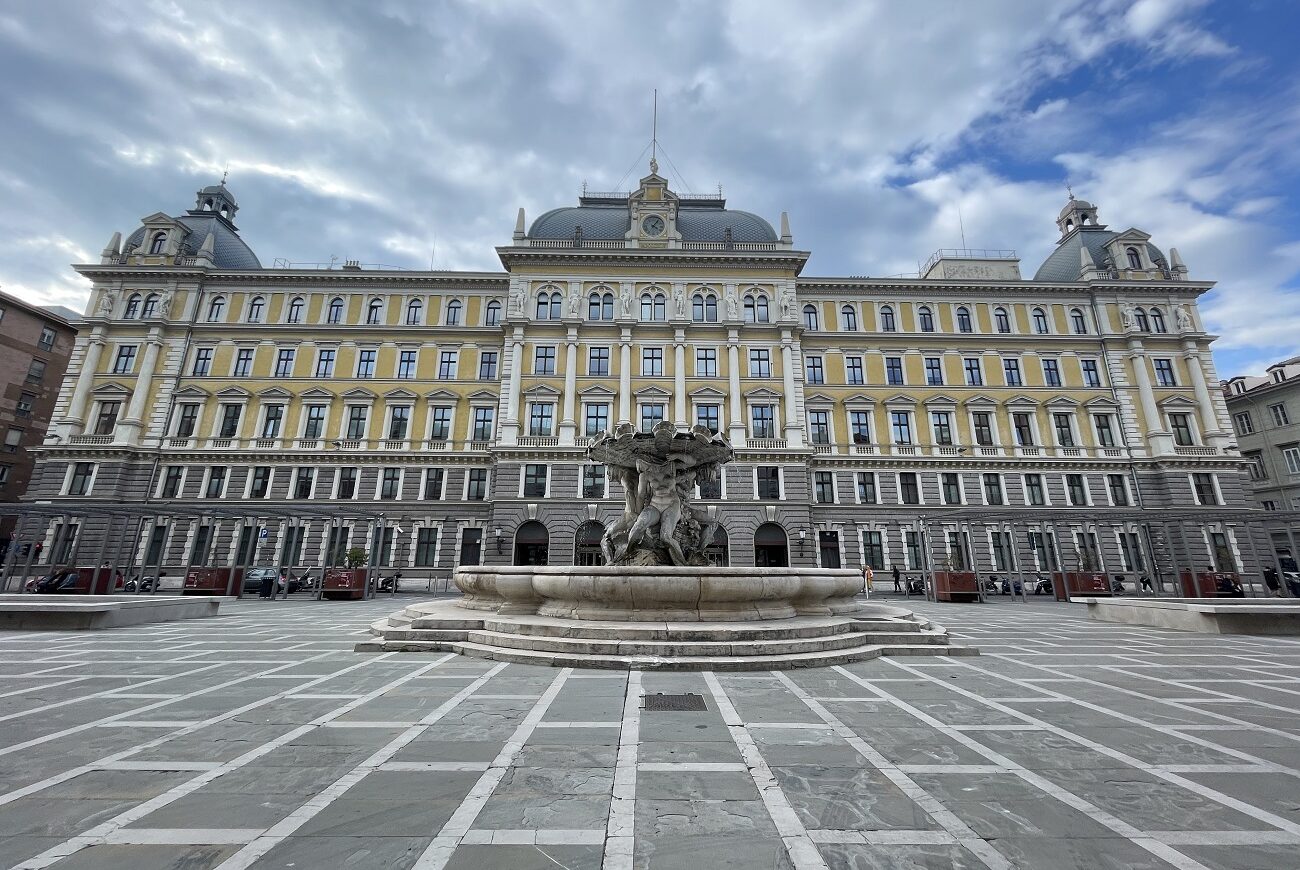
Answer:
xmin=754 ymin=523 xmax=788 ymax=568
xmin=706 ymin=526 xmax=730 ymax=567
xmin=513 ymin=521 xmax=549 ymax=566
xmin=574 ymin=521 xmax=606 ymax=566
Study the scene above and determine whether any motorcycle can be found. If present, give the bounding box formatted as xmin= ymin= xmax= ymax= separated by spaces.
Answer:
xmin=378 ymin=572 xmax=402 ymax=593
xmin=1032 ymin=576 xmax=1054 ymax=595
xmin=906 ymin=577 xmax=925 ymax=595
xmin=123 ymin=575 xmax=158 ymax=594
xmin=983 ymin=577 xmax=1001 ymax=595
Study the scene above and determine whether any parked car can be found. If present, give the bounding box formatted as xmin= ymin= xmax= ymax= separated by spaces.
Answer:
xmin=243 ymin=567 xmax=286 ymax=596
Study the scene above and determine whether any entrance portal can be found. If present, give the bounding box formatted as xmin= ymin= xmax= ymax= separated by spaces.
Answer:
xmin=754 ymin=522 xmax=789 ymax=568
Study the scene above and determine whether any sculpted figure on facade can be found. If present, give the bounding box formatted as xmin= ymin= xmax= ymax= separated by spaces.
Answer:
xmin=568 ymin=288 xmax=581 ymax=317
xmin=509 ymin=284 xmax=525 ymax=315
xmin=725 ymin=288 xmax=739 ymax=320
xmin=1120 ymin=305 xmax=1136 ymax=330
xmin=1175 ymin=305 xmax=1193 ymax=332
xmin=620 ymin=286 xmax=634 ymax=317
xmin=98 ymin=292 xmax=116 ymax=316
xmin=672 ymin=286 xmax=686 ymax=319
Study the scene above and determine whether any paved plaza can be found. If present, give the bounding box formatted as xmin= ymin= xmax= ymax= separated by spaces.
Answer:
xmin=0 ymin=596 xmax=1297 ymax=869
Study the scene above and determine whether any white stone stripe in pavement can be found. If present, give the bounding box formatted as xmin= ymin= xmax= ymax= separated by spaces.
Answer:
xmin=637 ymin=762 xmax=747 ymax=772
xmin=603 ymin=669 xmax=641 ymax=870
xmin=378 ymin=761 xmax=492 ymax=772
xmin=103 ymin=828 xmax=264 ymax=845
xmin=462 ymin=829 xmax=607 ymax=845
xmin=808 ymin=829 xmax=959 ymax=845
xmin=703 ymin=671 xmax=829 ymax=870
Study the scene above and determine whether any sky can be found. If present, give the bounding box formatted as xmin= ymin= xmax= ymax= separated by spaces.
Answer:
xmin=1 ymin=0 xmax=1297 ymax=377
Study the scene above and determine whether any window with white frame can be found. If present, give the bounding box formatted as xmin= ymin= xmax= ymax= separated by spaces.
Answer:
xmin=1269 ymin=403 xmax=1290 ymax=426
xmin=294 ymin=467 xmax=316 ymax=499
xmin=846 ymin=355 xmax=864 ymax=385
xmin=588 ymin=347 xmax=610 ymax=376
xmin=345 ymin=406 xmax=369 ymax=439
xmin=855 ymin=472 xmax=877 ymax=504
xmin=93 ymin=401 xmax=120 ymax=436
xmin=1003 ymin=357 xmax=1022 ymax=386
xmin=971 ymin=411 xmax=994 ymax=446
xmin=274 ymin=348 xmax=295 ymax=378
xmin=437 ymin=351 xmax=458 ymax=379
xmin=808 ymin=409 xmax=831 ymax=444
xmin=983 ymin=473 xmax=1004 ymax=505
xmin=356 ymin=349 xmax=377 ymax=378
xmin=1169 ymin=413 xmax=1195 ymax=446
xmin=471 ymin=407 xmax=494 ymax=441
xmin=898 ymin=471 xmax=921 ymax=504
xmin=535 ymin=345 xmax=556 ymax=375
xmin=1042 ymin=358 xmax=1062 ymax=387
xmin=397 ymin=350 xmax=417 ymax=379
xmin=930 ymin=411 xmax=953 ymax=445
xmin=379 ymin=467 xmax=402 ymax=499
xmin=423 ymin=468 xmax=445 ymax=500
xmin=840 ymin=305 xmax=858 ymax=331
xmin=336 ymin=467 xmax=358 ymax=499
xmin=523 ymin=464 xmax=548 ymax=497
xmin=1081 ymin=359 xmax=1101 ymax=387
xmin=1106 ymin=473 xmax=1129 ymax=506
xmin=582 ymin=464 xmax=606 ymax=499
xmin=204 ymin=466 xmax=228 ymax=498
xmin=387 ymin=405 xmax=411 ymax=440
xmin=849 ymin=410 xmax=871 ymax=444
xmin=813 ymin=471 xmax=835 ymax=503
xmin=303 ymin=404 xmax=328 ymax=439
xmin=1153 ymin=358 xmax=1177 ymax=387
xmin=1024 ymin=473 xmax=1046 ymax=505
xmin=756 ymin=466 xmax=781 ymax=499
xmin=940 ymin=472 xmax=962 ymax=505
xmin=924 ymin=357 xmax=943 ymax=385
xmin=466 ymin=468 xmax=489 ymax=500
xmin=1013 ymin=412 xmax=1035 ymax=446
xmin=1066 ymin=473 xmax=1088 ymax=505
xmin=1282 ymin=446 xmax=1300 ymax=475
xmin=806 ymin=355 xmax=824 ymax=384
xmin=695 ymin=348 xmax=717 ymax=377
xmin=890 ymin=410 xmax=913 ymax=445
xmin=260 ymin=404 xmax=284 ymax=438
xmin=749 ymin=349 xmax=770 ymax=377
xmin=232 ymin=348 xmax=254 ymax=377
xmin=1052 ymin=413 xmax=1075 ymax=447
xmin=1093 ymin=414 xmax=1118 ymax=448
xmin=1191 ymin=472 xmax=1219 ymax=505
xmin=67 ymin=462 xmax=95 ymax=496
xmin=955 ymin=306 xmax=973 ymax=333
xmin=696 ymin=404 xmax=720 ymax=434
xmin=642 ymin=348 xmax=663 ymax=376
xmin=159 ymin=465 xmax=185 ymax=498
xmin=112 ymin=345 xmax=137 ymax=374
xmin=639 ymin=404 xmax=665 ymax=432
xmin=315 ymin=349 xmax=336 ymax=377
xmin=528 ymin=403 xmax=554 ymax=436
xmin=478 ymin=351 xmax=498 ymax=380
xmin=584 ymin=403 xmax=610 ymax=437
xmin=963 ymin=357 xmax=982 ymax=386
xmin=751 ymin=405 xmax=776 ymax=438
xmin=1233 ymin=412 xmax=1253 ymax=435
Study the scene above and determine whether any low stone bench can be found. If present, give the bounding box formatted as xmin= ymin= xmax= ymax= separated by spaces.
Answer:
xmin=1079 ymin=597 xmax=1300 ymax=635
xmin=0 ymin=594 xmax=228 ymax=630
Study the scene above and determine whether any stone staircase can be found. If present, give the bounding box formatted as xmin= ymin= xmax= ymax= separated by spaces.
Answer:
xmin=356 ymin=600 xmax=975 ymax=670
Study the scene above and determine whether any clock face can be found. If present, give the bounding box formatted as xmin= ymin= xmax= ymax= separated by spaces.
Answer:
xmin=642 ymin=215 xmax=665 ymax=237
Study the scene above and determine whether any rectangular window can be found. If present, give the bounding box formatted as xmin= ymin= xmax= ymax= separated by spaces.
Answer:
xmin=1153 ymin=358 xmax=1177 ymax=387
xmin=93 ymin=401 xmax=121 ymax=436
xmin=905 ymin=531 xmax=923 ymax=570
xmin=983 ymin=473 xmax=1004 ymax=505
xmin=885 ymin=357 xmax=904 ymax=385
xmin=315 ymin=349 xmax=336 ymax=378
xmin=941 ymin=472 xmax=962 ymax=505
xmin=695 ymin=404 xmax=720 ymax=434
xmin=972 ymin=412 xmax=993 ymax=446
xmin=294 ymin=467 xmax=316 ymax=499
xmin=1053 ymin=413 xmax=1075 ymax=447
xmin=112 ymin=345 xmax=137 ymax=374
xmin=233 ymin=348 xmax=254 ymax=377
xmin=260 ymin=404 xmax=284 ymax=438
xmin=808 ymin=410 xmax=831 ymax=444
xmin=756 ymin=466 xmax=781 ymax=499
xmin=813 ymin=471 xmax=835 ymax=503
xmin=379 ymin=468 xmax=402 ymax=500
xmin=849 ymin=411 xmax=871 ymax=444
xmin=415 ymin=528 xmax=439 ymax=567
xmin=471 ymin=407 xmax=494 ymax=441
xmin=523 ymin=464 xmax=548 ymax=497
xmin=855 ymin=472 xmax=877 ymax=504
xmin=642 ymin=348 xmax=663 ymax=376
xmin=26 ymin=359 xmax=47 ymax=383
xmin=584 ymin=403 xmax=610 ymax=437
xmin=924 ymin=357 xmax=943 ymax=386
xmin=345 ymin=406 xmax=368 ymax=440
xmin=534 ymin=345 xmax=556 ymax=374
xmin=1094 ymin=414 xmax=1117 ymax=448
xmin=191 ymin=348 xmax=213 ymax=376
xmin=862 ymin=531 xmax=885 ymax=571
xmin=890 ymin=411 xmax=912 ymax=445
xmin=357 ymin=349 xmax=377 ymax=378
xmin=248 ymin=466 xmax=271 ymax=498
xmin=844 ymin=356 xmax=865 ymax=385
xmin=478 ymin=351 xmax=498 ymax=380
xmin=752 ymin=405 xmax=775 ymax=438
xmin=1192 ymin=472 xmax=1219 ymax=505
xmin=467 ymin=468 xmax=489 ymax=500
xmin=963 ymin=357 xmax=982 ymax=386
xmin=1013 ymin=412 xmax=1035 ymax=446
xmin=15 ymin=392 xmax=34 ymax=418
xmin=459 ymin=528 xmax=483 ymax=566
xmin=1029 ymin=532 xmax=1058 ymax=571
xmin=1284 ymin=446 xmax=1300 ymax=475
xmin=1169 ymin=413 xmax=1194 ymax=446
xmin=336 ymin=467 xmax=358 ymax=499
xmin=438 ymin=351 xmax=457 ymax=379
xmin=1269 ymin=403 xmax=1290 ymax=426
xmin=1119 ymin=532 xmax=1145 ymax=572
xmin=1003 ymin=358 xmax=1022 ymax=386
xmin=1233 ymin=412 xmax=1253 ymax=435
xmin=588 ymin=347 xmax=610 ymax=376
xmin=303 ymin=405 xmax=327 ymax=439
xmin=1107 ymin=473 xmax=1129 ymax=505
xmin=397 ymin=350 xmax=418 ymax=379
xmin=274 ymin=349 xmax=295 ymax=378
xmin=749 ymin=349 xmax=771 ymax=377
xmin=899 ymin=471 xmax=920 ymax=505
xmin=387 ymin=406 xmax=411 ymax=440
xmin=1066 ymin=473 xmax=1088 ymax=506
xmin=1081 ymin=359 xmax=1101 ymax=387
xmin=68 ymin=462 xmax=95 ymax=496
xmin=805 ymin=355 xmax=824 ymax=384
xmin=218 ymin=404 xmax=242 ymax=438
xmin=639 ymin=404 xmax=665 ymax=433
xmin=695 ymin=348 xmax=717 ymax=377
xmin=423 ymin=468 xmax=445 ymax=500
xmin=38 ymin=326 xmax=56 ymax=351
xmin=991 ymin=531 xmax=1015 ymax=572
xmin=1042 ymin=358 xmax=1062 ymax=387
xmin=582 ymin=465 xmax=606 ymax=499
xmin=428 ymin=406 xmax=452 ymax=441
xmin=205 ymin=466 xmax=227 ymax=499
xmin=160 ymin=465 xmax=184 ymax=498
xmin=930 ymin=411 xmax=953 ymax=446
xmin=176 ymin=403 xmax=199 ymax=437
xmin=528 ymin=403 xmax=554 ymax=436
xmin=1025 ymin=473 xmax=1046 ymax=505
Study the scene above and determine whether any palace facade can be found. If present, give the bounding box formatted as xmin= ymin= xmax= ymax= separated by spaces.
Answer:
xmin=14 ymin=164 xmax=1264 ymax=585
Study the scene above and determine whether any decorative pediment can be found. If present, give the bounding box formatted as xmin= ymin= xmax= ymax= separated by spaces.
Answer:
xmin=883 ymin=394 xmax=917 ymax=406
xmin=1157 ymin=394 xmax=1198 ymax=408
xmin=215 ymin=386 xmax=251 ymax=399
xmin=299 ymin=388 xmax=334 ymax=400
xmin=257 ymin=387 xmax=292 ymax=399
xmin=1006 ymin=394 xmax=1039 ymax=407
xmin=1110 ymin=227 xmax=1152 ymax=244
xmin=341 ymin=387 xmax=377 ymax=401
xmin=139 ymin=211 xmax=184 ymax=228
xmin=522 ymin=383 xmax=561 ymax=397
xmin=744 ymin=387 xmax=782 ymax=400
xmin=172 ymin=385 xmax=209 ymax=398
xmin=633 ymin=385 xmax=672 ymax=399
xmin=383 ymin=388 xmax=418 ymax=401
xmin=963 ymin=394 xmax=997 ymax=407
xmin=466 ymin=389 xmax=499 ymax=401
xmin=803 ymin=392 xmax=836 ymax=405
xmin=1046 ymin=396 xmax=1080 ymax=408
xmin=922 ymin=394 xmax=958 ymax=407
xmin=91 ymin=382 xmax=131 ymax=396
xmin=1084 ymin=396 xmax=1119 ymax=408
xmin=842 ymin=393 xmax=876 ymax=406
xmin=578 ymin=384 xmax=617 ymax=397
xmin=688 ymin=386 xmax=726 ymax=399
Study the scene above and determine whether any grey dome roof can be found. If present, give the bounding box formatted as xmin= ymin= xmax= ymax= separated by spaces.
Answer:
xmin=529 ymin=203 xmax=778 ymax=243
xmin=1033 ymin=227 xmax=1165 ymax=282
xmin=1059 ymin=198 xmax=1094 ymax=218
xmin=125 ymin=213 xmax=262 ymax=269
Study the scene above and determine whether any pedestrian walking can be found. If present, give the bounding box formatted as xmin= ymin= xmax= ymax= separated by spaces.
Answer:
xmin=863 ymin=564 xmax=874 ymax=591
xmin=892 ymin=564 xmax=902 ymax=592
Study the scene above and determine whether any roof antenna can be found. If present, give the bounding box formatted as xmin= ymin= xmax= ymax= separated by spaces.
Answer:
xmin=957 ymin=202 xmax=968 ymax=249
xmin=649 ymin=89 xmax=659 ymax=175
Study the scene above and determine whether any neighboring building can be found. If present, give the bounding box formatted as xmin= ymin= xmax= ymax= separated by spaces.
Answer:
xmin=1223 ymin=357 xmax=1300 ymax=564
xmin=17 ymin=167 xmax=1264 ymax=584
xmin=0 ymin=289 xmax=77 ymax=556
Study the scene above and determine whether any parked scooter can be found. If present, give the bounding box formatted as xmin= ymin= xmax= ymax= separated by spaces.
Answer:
xmin=378 ymin=571 xmax=402 ymax=593
xmin=123 ymin=575 xmax=158 ymax=594
xmin=1032 ymin=575 xmax=1054 ymax=595
xmin=906 ymin=577 xmax=925 ymax=595
xmin=983 ymin=577 xmax=1001 ymax=595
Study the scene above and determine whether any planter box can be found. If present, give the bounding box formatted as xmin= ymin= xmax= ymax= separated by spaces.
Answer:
xmin=323 ymin=569 xmax=370 ymax=600
xmin=1179 ymin=571 xmax=1244 ymax=598
xmin=183 ymin=568 xmax=244 ymax=596
xmin=933 ymin=571 xmax=979 ymax=603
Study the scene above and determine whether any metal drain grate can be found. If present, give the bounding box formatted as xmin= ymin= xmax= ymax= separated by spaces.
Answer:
xmin=641 ymin=692 xmax=707 ymax=712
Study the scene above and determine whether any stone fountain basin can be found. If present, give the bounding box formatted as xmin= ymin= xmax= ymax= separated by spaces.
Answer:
xmin=454 ymin=566 xmax=864 ymax=622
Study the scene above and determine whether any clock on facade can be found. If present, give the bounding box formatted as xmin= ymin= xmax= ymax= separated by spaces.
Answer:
xmin=641 ymin=215 xmax=665 ymax=237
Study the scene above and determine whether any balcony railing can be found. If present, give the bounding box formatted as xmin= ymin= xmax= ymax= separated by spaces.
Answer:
xmin=746 ymin=438 xmax=787 ymax=450
xmin=1174 ymin=446 xmax=1218 ymax=456
xmin=518 ymin=435 xmax=559 ymax=447
xmin=69 ymin=434 xmax=113 ymax=445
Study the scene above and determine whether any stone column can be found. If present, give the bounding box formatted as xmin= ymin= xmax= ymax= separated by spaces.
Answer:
xmin=62 ymin=334 xmax=106 ymax=432
xmin=499 ymin=329 xmax=524 ymax=446
xmin=119 ymin=335 xmax=163 ymax=445
xmin=618 ymin=328 xmax=632 ymax=426
xmin=559 ymin=328 xmax=578 ymax=446
xmin=1182 ymin=339 xmax=1226 ymax=449
xmin=673 ymin=329 xmax=687 ymax=428
xmin=780 ymin=336 xmax=804 ymax=447
xmin=1127 ymin=340 xmax=1172 ymax=455
xmin=727 ymin=330 xmax=744 ymax=445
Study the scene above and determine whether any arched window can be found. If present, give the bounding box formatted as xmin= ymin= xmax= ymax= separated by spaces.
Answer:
xmin=1069 ymin=308 xmax=1087 ymax=334
xmin=642 ymin=293 xmax=666 ymax=321
xmin=1125 ymin=247 xmax=1142 ymax=269
xmin=327 ymin=297 xmax=344 ymax=324
xmin=994 ymin=307 xmax=1010 ymax=333
xmin=141 ymin=294 xmax=159 ymax=318
xmin=841 ymin=305 xmax=857 ymax=331
xmin=287 ymin=297 xmax=305 ymax=324
xmin=1150 ymin=308 xmax=1166 ymax=333
xmin=485 ymin=300 xmax=501 ymax=326
xmin=513 ymin=520 xmax=549 ymax=566
xmin=880 ymin=305 xmax=896 ymax=332
xmin=574 ymin=521 xmax=606 ymax=567
xmin=536 ymin=291 xmax=561 ymax=320
xmin=202 ymin=199 xmax=213 ymax=211
xmin=917 ymin=305 xmax=935 ymax=332
xmin=1134 ymin=308 xmax=1150 ymax=331
xmin=366 ymin=297 xmax=383 ymax=325
xmin=590 ymin=293 xmax=605 ymax=321
xmin=640 ymin=294 xmax=653 ymax=321
xmin=744 ymin=294 xmax=769 ymax=323
xmin=956 ymin=306 xmax=972 ymax=333
xmin=206 ymin=296 xmax=225 ymax=322
xmin=802 ymin=304 xmax=819 ymax=331
xmin=445 ymin=299 xmax=462 ymax=326
xmin=654 ymin=293 xmax=666 ymax=321
xmin=1032 ymin=307 xmax=1049 ymax=334
xmin=247 ymin=296 xmax=265 ymax=323
xmin=123 ymin=294 xmax=142 ymax=319
xmin=405 ymin=299 xmax=423 ymax=325
xmin=602 ymin=293 xmax=614 ymax=320
xmin=692 ymin=294 xmax=705 ymax=322
xmin=148 ymin=231 xmax=167 ymax=255
xmin=704 ymin=295 xmax=717 ymax=322
xmin=754 ymin=522 xmax=789 ymax=568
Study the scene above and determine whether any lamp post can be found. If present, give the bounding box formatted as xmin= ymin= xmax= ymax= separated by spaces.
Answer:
xmin=798 ymin=529 xmax=807 ymax=561
xmin=494 ymin=526 xmax=503 ymax=556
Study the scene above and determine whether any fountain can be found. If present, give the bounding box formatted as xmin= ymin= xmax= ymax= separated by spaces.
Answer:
xmin=360 ymin=424 xmax=969 ymax=669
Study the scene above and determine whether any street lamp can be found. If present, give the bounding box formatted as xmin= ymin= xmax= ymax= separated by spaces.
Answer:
xmin=494 ymin=527 xmax=503 ymax=555
xmin=798 ymin=529 xmax=807 ymax=559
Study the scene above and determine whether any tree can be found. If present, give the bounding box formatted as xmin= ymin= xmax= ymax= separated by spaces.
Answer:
xmin=345 ymin=547 xmax=368 ymax=569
